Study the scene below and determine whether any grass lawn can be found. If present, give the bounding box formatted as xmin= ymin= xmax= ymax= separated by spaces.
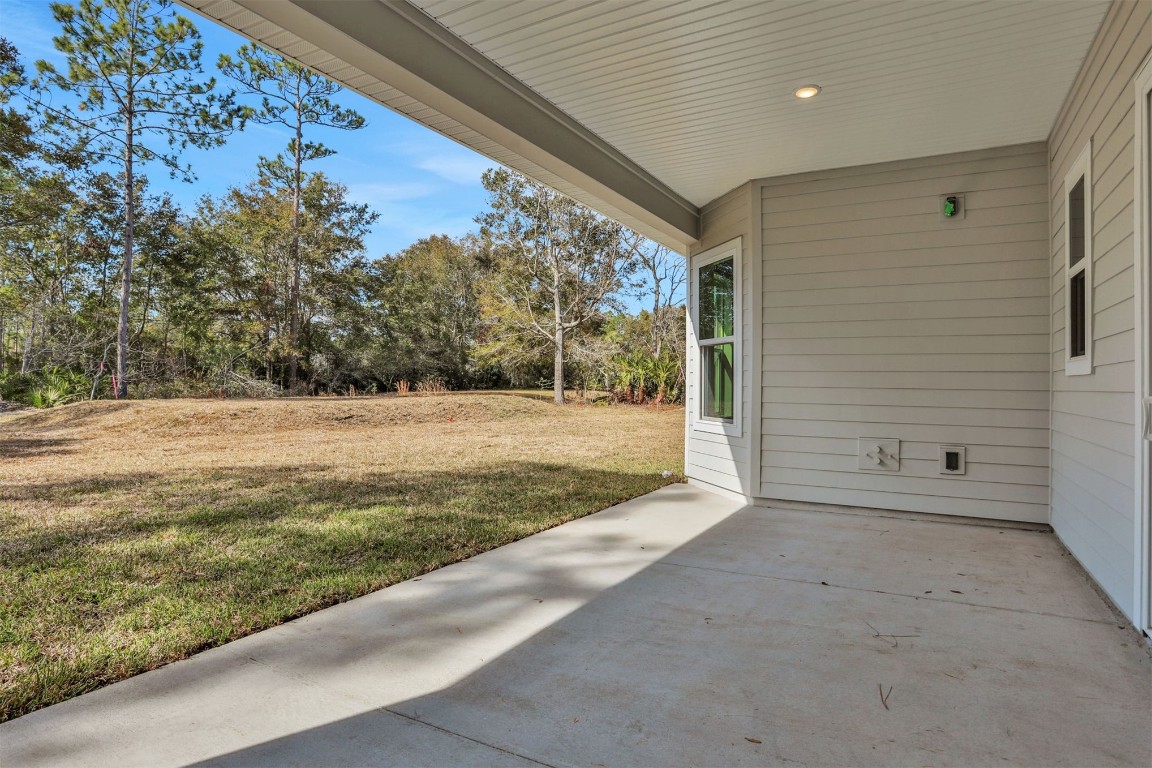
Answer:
xmin=0 ymin=393 xmax=684 ymax=721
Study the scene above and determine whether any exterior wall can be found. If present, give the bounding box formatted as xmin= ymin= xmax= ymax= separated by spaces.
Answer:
xmin=757 ymin=144 xmax=1052 ymax=523
xmin=1048 ymin=0 xmax=1152 ymax=615
xmin=685 ymin=183 xmax=754 ymax=497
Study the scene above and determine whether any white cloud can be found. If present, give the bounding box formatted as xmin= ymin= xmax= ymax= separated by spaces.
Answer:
xmin=3 ymin=0 xmax=69 ymax=61
xmin=346 ymin=181 xmax=437 ymax=208
xmin=369 ymin=206 xmax=478 ymax=255
xmin=415 ymin=152 xmax=496 ymax=185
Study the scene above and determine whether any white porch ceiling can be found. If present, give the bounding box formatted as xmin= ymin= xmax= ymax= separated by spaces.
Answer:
xmin=411 ymin=0 xmax=1110 ymax=206
xmin=180 ymin=0 xmax=1111 ymax=248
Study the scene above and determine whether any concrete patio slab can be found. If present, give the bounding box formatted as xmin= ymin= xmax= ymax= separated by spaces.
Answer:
xmin=2 ymin=484 xmax=1149 ymax=767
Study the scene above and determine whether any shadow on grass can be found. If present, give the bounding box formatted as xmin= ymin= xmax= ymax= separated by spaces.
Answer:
xmin=0 ymin=462 xmax=667 ymax=563
xmin=0 ymin=462 xmax=679 ymax=721
xmin=0 ymin=438 xmax=76 ymax=459
xmin=0 ymin=401 xmax=139 ymax=435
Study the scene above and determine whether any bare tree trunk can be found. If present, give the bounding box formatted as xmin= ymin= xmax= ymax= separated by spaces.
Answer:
xmin=136 ymin=251 xmax=157 ymax=339
xmin=117 ymin=104 xmax=135 ymax=399
xmin=287 ymin=113 xmax=303 ymax=391
xmin=651 ymin=261 xmax=663 ymax=357
xmin=553 ymin=279 xmax=565 ymax=405
xmin=264 ymin=326 xmax=272 ymax=382
xmin=554 ymin=326 xmax=565 ymax=405
xmin=21 ymin=314 xmax=34 ymax=374
xmin=653 ymin=294 xmax=663 ymax=357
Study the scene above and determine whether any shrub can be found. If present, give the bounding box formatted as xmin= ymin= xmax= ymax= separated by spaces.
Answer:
xmin=608 ymin=352 xmax=682 ymax=405
xmin=414 ymin=377 xmax=449 ymax=395
xmin=0 ymin=368 xmax=92 ymax=408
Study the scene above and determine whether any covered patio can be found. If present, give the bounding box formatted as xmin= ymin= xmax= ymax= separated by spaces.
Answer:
xmin=168 ymin=0 xmax=1152 ymax=638
xmin=3 ymin=484 xmax=1148 ymax=767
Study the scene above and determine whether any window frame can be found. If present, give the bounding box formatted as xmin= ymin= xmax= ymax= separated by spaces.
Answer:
xmin=690 ymin=237 xmax=742 ymax=437
xmin=1064 ymin=141 xmax=1093 ymax=376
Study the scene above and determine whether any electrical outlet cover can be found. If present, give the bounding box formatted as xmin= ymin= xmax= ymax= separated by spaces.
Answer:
xmin=939 ymin=445 xmax=967 ymax=475
xmin=859 ymin=438 xmax=900 ymax=471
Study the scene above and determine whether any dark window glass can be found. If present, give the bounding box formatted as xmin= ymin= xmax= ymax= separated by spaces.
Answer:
xmin=1069 ymin=177 xmax=1085 ymax=267
xmin=1070 ymin=271 xmax=1086 ymax=359
xmin=699 ymin=258 xmax=734 ymax=340
xmin=702 ymin=342 xmax=734 ymax=421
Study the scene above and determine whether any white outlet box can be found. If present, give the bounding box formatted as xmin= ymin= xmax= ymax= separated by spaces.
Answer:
xmin=859 ymin=438 xmax=900 ymax=471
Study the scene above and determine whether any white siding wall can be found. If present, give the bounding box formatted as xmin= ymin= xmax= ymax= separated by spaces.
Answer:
xmin=757 ymin=144 xmax=1052 ymax=523
xmin=1048 ymin=0 xmax=1151 ymax=615
xmin=685 ymin=183 xmax=753 ymax=497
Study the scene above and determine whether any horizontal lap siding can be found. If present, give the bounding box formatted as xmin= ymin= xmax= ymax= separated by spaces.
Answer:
xmin=686 ymin=183 xmax=752 ymax=495
xmin=759 ymin=143 xmax=1051 ymax=523
xmin=1048 ymin=0 xmax=1151 ymax=614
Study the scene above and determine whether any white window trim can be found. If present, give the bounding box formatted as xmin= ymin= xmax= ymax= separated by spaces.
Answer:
xmin=1065 ymin=141 xmax=1093 ymax=376
xmin=1132 ymin=51 xmax=1152 ymax=637
xmin=690 ymin=237 xmax=742 ymax=437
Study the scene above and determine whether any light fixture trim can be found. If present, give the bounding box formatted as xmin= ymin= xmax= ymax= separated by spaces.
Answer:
xmin=794 ymin=84 xmax=822 ymax=99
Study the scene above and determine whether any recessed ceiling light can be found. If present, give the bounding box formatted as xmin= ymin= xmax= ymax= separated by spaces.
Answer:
xmin=794 ymin=84 xmax=822 ymax=99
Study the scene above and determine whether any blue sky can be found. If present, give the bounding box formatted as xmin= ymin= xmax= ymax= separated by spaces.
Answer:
xmin=1 ymin=0 xmax=495 ymax=257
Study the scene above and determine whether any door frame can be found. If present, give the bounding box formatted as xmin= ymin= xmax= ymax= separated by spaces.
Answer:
xmin=1134 ymin=51 xmax=1152 ymax=637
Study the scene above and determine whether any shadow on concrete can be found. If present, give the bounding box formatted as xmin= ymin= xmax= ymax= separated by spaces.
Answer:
xmin=5 ymin=487 xmax=1149 ymax=768
xmin=180 ymin=500 xmax=1150 ymax=768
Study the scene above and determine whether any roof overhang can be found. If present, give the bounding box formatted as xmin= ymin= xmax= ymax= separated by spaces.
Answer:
xmin=180 ymin=1 xmax=1112 ymax=252
xmin=181 ymin=0 xmax=701 ymax=250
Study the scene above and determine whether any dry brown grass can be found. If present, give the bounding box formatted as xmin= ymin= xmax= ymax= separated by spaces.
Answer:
xmin=0 ymin=394 xmax=684 ymax=721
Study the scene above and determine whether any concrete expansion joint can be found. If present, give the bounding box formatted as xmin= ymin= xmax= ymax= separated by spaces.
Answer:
xmin=238 ymin=650 xmax=558 ymax=766
xmin=376 ymin=704 xmax=558 ymax=768
xmin=654 ymin=559 xmax=1120 ymax=627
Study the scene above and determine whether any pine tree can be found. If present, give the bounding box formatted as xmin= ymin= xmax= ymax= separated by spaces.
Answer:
xmin=32 ymin=0 xmax=240 ymax=398
xmin=219 ymin=44 xmax=365 ymax=391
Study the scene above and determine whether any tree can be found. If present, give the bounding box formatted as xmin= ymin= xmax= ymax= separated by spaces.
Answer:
xmin=200 ymin=169 xmax=376 ymax=389
xmin=31 ymin=0 xmax=239 ymax=398
xmin=219 ymin=44 xmax=365 ymax=390
xmin=369 ymin=235 xmax=485 ymax=388
xmin=0 ymin=39 xmax=56 ymax=235
xmin=632 ymin=241 xmax=686 ymax=356
xmin=0 ymin=169 xmax=126 ymax=380
xmin=477 ymin=168 xmax=638 ymax=404
xmin=0 ymin=39 xmax=36 ymax=175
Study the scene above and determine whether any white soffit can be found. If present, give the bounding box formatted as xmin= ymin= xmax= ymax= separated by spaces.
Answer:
xmin=181 ymin=0 xmax=1111 ymax=245
xmin=179 ymin=0 xmax=701 ymax=250
xmin=410 ymin=0 xmax=1111 ymax=206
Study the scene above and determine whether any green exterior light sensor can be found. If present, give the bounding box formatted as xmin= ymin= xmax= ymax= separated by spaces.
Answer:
xmin=939 ymin=193 xmax=964 ymax=221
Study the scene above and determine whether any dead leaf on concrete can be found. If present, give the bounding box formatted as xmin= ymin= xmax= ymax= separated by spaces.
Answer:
xmin=879 ymin=684 xmax=893 ymax=710
xmin=745 ymin=737 xmax=762 ymax=744
xmin=865 ymin=621 xmax=921 ymax=648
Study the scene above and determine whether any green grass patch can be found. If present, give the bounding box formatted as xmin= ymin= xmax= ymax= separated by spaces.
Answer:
xmin=0 ymin=395 xmax=683 ymax=721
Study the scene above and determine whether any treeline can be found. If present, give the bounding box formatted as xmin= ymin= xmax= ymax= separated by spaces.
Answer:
xmin=0 ymin=2 xmax=685 ymax=407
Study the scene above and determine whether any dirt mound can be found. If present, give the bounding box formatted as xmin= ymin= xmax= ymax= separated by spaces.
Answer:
xmin=3 ymin=394 xmax=562 ymax=438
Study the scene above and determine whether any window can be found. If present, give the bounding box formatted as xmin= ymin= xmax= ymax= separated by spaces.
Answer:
xmin=692 ymin=239 xmax=741 ymax=435
xmin=1065 ymin=142 xmax=1093 ymax=375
